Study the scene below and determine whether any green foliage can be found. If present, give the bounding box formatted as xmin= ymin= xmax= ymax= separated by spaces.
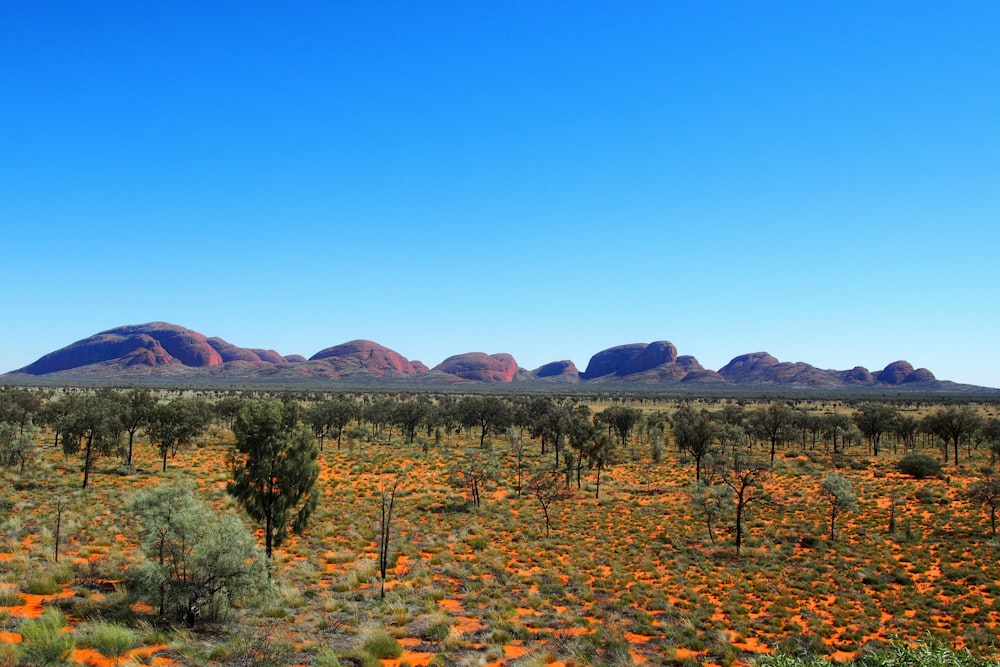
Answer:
xmin=25 ymin=573 xmax=61 ymax=595
xmin=313 ymin=647 xmax=342 ymax=667
xmin=756 ymin=640 xmax=1000 ymax=666
xmin=854 ymin=641 xmax=1000 ymax=666
xmin=18 ymin=608 xmax=75 ymax=667
xmin=361 ymin=627 xmax=402 ymax=659
xmin=821 ymin=472 xmax=858 ymax=540
xmin=228 ymin=399 xmax=320 ymax=558
xmin=897 ymin=453 xmax=942 ymax=479
xmin=78 ymin=621 xmax=136 ymax=659
xmin=572 ymin=624 xmax=634 ymax=666
xmin=0 ymin=587 xmax=24 ymax=606
xmin=128 ymin=482 xmax=270 ymax=626
xmin=0 ymin=640 xmax=22 ymax=667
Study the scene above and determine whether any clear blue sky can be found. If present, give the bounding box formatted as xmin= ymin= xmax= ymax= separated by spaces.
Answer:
xmin=2 ymin=2 xmax=998 ymax=387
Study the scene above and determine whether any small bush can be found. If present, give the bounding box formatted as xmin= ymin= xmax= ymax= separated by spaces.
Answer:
xmin=18 ymin=609 xmax=75 ymax=667
xmin=25 ymin=573 xmax=61 ymax=595
xmin=313 ymin=648 xmax=342 ymax=667
xmin=897 ymin=453 xmax=942 ymax=479
xmin=0 ymin=587 xmax=25 ymax=606
xmin=0 ymin=640 xmax=23 ymax=667
xmin=361 ymin=628 xmax=402 ymax=659
xmin=79 ymin=622 xmax=136 ymax=660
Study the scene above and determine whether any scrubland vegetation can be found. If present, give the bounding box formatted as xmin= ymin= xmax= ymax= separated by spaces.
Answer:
xmin=2 ymin=386 xmax=1000 ymax=666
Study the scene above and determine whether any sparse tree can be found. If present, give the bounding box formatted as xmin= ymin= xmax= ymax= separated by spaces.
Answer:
xmin=670 ymin=405 xmax=716 ymax=482
xmin=892 ymin=414 xmax=921 ymax=453
xmin=595 ymin=405 xmax=643 ymax=448
xmin=115 ymin=388 xmax=155 ymax=467
xmin=923 ymin=406 xmax=984 ymax=465
xmin=508 ymin=426 xmax=528 ymax=496
xmin=821 ymin=472 xmax=858 ymax=540
xmin=717 ymin=451 xmax=770 ymax=556
xmin=748 ymin=403 xmax=795 ymax=464
xmin=147 ymin=398 xmax=210 ymax=472
xmin=457 ymin=395 xmax=513 ymax=447
xmin=977 ymin=418 xmax=1000 ymax=466
xmin=60 ymin=392 xmax=121 ymax=488
xmin=966 ymin=468 xmax=1000 ymax=537
xmin=448 ymin=450 xmax=499 ymax=507
xmin=585 ymin=429 xmax=615 ymax=499
xmin=852 ymin=402 xmax=899 ymax=456
xmin=0 ymin=420 xmax=36 ymax=474
xmin=392 ymin=399 xmax=430 ymax=444
xmin=689 ymin=480 xmax=733 ymax=544
xmin=377 ymin=473 xmax=404 ymax=600
xmin=228 ymin=400 xmax=320 ymax=559
xmin=526 ymin=469 xmax=573 ymax=538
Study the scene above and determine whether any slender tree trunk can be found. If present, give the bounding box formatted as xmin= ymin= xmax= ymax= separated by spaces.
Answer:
xmin=82 ymin=435 xmax=93 ymax=489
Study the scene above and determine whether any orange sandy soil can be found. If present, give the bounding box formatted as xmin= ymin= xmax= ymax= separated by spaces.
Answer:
xmin=2 ymin=400 xmax=1000 ymax=666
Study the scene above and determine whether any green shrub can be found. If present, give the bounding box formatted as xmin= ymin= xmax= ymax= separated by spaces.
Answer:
xmin=361 ymin=628 xmax=402 ymax=659
xmin=18 ymin=609 xmax=75 ymax=666
xmin=0 ymin=640 xmax=23 ymax=667
xmin=897 ymin=453 xmax=942 ymax=479
xmin=25 ymin=573 xmax=61 ymax=595
xmin=0 ymin=588 xmax=24 ymax=606
xmin=79 ymin=622 xmax=136 ymax=659
xmin=313 ymin=648 xmax=342 ymax=667
xmin=855 ymin=641 xmax=998 ymax=666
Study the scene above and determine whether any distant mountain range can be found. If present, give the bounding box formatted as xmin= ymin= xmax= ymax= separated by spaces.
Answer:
xmin=3 ymin=321 xmax=990 ymax=391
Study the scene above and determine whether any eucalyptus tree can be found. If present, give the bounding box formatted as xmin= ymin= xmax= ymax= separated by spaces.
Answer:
xmin=304 ymin=396 xmax=356 ymax=452
xmin=821 ymin=472 xmax=858 ymax=540
xmin=115 ymin=388 xmax=156 ymax=467
xmin=566 ymin=410 xmax=599 ymax=490
xmin=851 ymin=402 xmax=899 ymax=456
xmin=670 ymin=405 xmax=716 ymax=482
xmin=61 ymin=392 xmax=121 ymax=488
xmin=923 ymin=406 xmax=984 ymax=465
xmin=966 ymin=468 xmax=1000 ymax=537
xmin=748 ymin=402 xmax=795 ymax=464
xmin=392 ymin=398 xmax=430 ymax=444
xmin=526 ymin=469 xmax=573 ymax=538
xmin=147 ymin=398 xmax=211 ymax=472
xmin=228 ymin=400 xmax=320 ymax=559
xmin=529 ymin=399 xmax=573 ymax=464
xmin=0 ymin=388 xmax=41 ymax=435
xmin=892 ymin=414 xmax=921 ymax=454
xmin=716 ymin=450 xmax=771 ymax=556
xmin=38 ymin=393 xmax=78 ymax=449
xmin=978 ymin=418 xmax=1000 ymax=465
xmin=457 ymin=395 xmax=513 ymax=447
xmin=595 ymin=404 xmax=643 ymax=448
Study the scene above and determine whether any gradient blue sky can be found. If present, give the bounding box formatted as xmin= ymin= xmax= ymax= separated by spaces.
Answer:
xmin=2 ymin=2 xmax=998 ymax=387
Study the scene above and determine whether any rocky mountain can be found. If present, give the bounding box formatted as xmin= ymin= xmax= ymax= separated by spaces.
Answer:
xmin=432 ymin=353 xmax=523 ymax=382
xmin=4 ymin=322 xmax=984 ymax=391
xmin=310 ymin=340 xmax=420 ymax=376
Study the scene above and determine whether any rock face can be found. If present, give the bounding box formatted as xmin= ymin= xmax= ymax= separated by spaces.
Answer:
xmin=309 ymin=340 xmax=417 ymax=376
xmin=207 ymin=338 xmax=286 ymax=365
xmin=841 ymin=366 xmax=876 ymax=385
xmin=17 ymin=322 xmax=225 ymax=374
xmin=582 ymin=342 xmax=679 ymax=379
xmin=717 ymin=353 xmax=780 ymax=383
xmin=877 ymin=361 xmax=936 ymax=384
xmin=533 ymin=360 xmax=580 ymax=382
xmin=433 ymin=353 xmax=520 ymax=382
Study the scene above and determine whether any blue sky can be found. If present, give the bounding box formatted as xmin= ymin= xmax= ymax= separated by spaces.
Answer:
xmin=2 ymin=2 xmax=998 ymax=387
